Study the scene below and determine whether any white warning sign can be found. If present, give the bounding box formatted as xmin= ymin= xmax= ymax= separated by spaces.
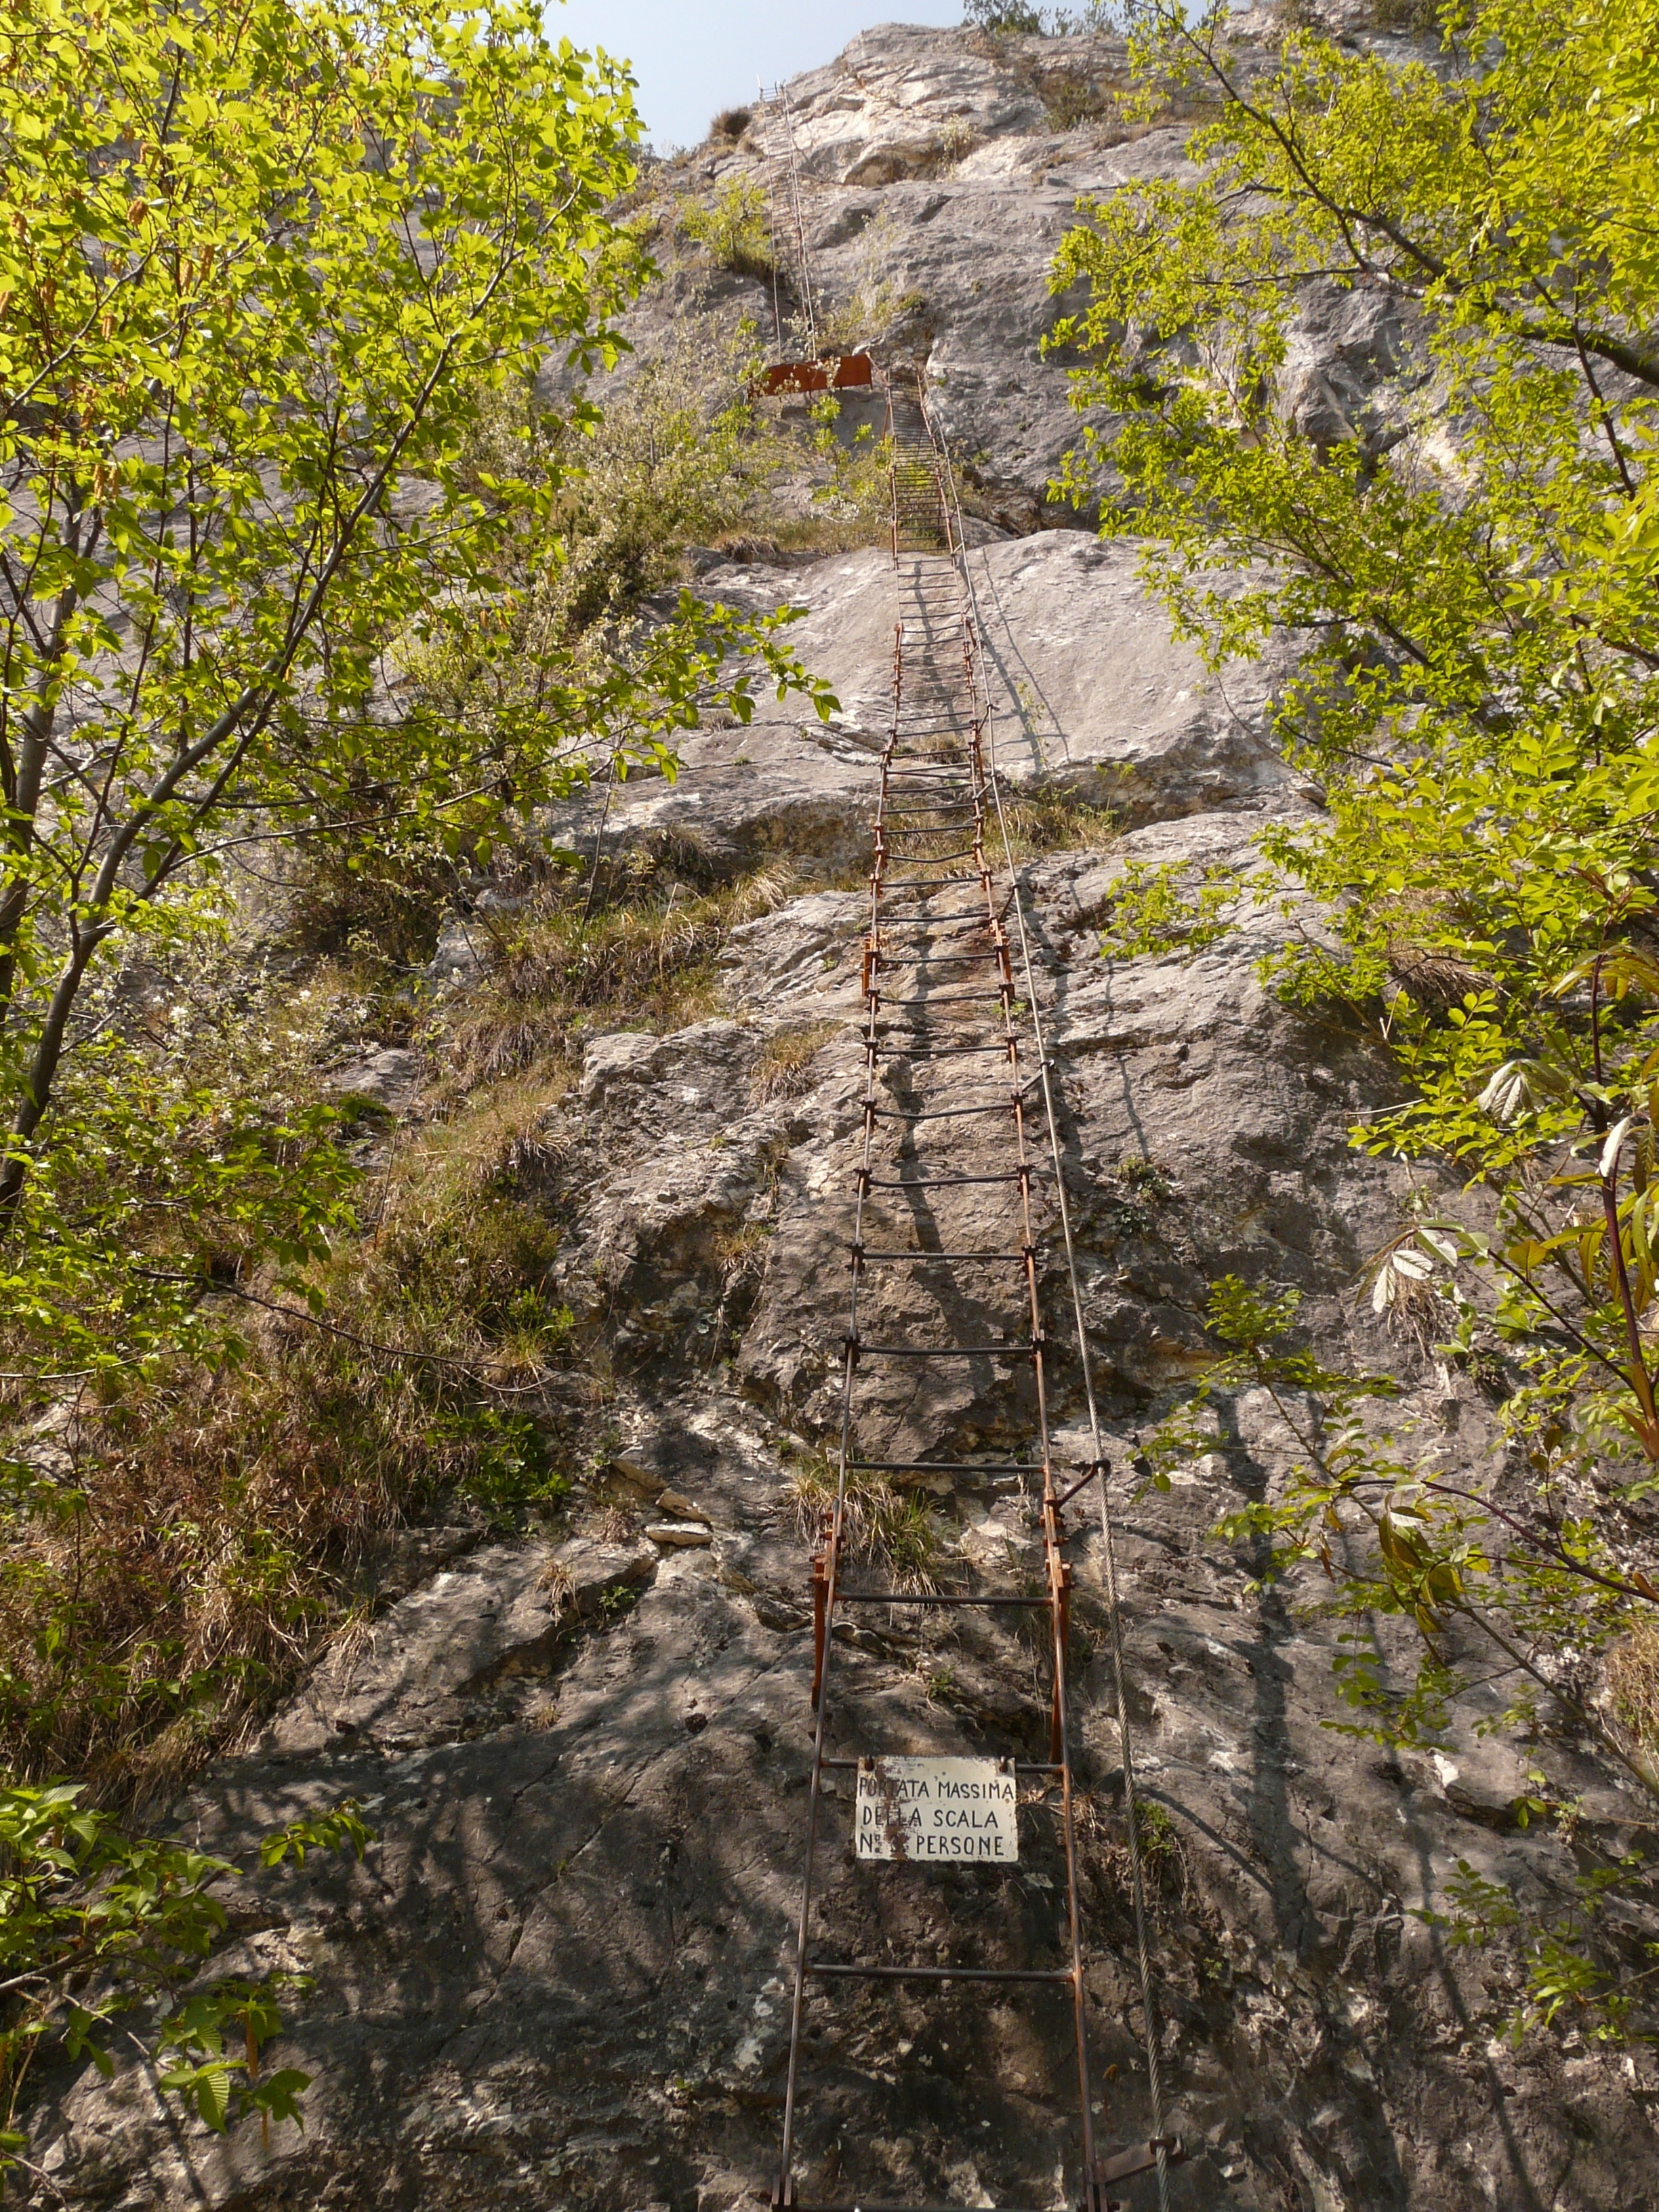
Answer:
xmin=854 ymin=1756 xmax=1019 ymax=1864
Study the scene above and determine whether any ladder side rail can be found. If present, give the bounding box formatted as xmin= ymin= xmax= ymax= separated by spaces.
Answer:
xmin=777 ymin=80 xmax=817 ymax=355
xmin=776 ymin=609 xmax=904 ymax=2206
xmin=758 ymin=83 xmax=786 ymax=354
xmin=961 ymin=663 xmax=1100 ymax=2187
xmin=917 ymin=380 xmax=1176 ymax=2211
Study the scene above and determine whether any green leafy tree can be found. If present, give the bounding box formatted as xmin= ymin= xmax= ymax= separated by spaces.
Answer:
xmin=0 ymin=1783 xmax=369 ymax=2181
xmin=0 ymin=0 xmax=828 ymax=1353
xmin=1052 ymin=0 xmax=1659 ymax=2034
xmin=675 ymin=179 xmax=773 ymax=281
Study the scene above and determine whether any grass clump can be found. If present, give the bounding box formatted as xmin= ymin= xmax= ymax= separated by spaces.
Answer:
xmin=1041 ymin=69 xmax=1116 ymax=130
xmin=1607 ymin=1624 xmax=1659 ymax=1776
xmin=996 ymin=783 xmax=1119 ymax=860
xmin=445 ymin=853 xmax=796 ymax=1091
xmin=749 ymin=1019 xmax=840 ymax=1102
xmin=786 ymin=1456 xmax=942 ymax=1592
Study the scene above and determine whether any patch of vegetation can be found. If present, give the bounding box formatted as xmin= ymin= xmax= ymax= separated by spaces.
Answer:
xmin=964 ymin=0 xmax=1116 ymax=31
xmin=0 ymin=839 xmax=803 ymax=1809
xmin=996 ymin=783 xmax=1120 ymax=861
xmin=676 ymin=179 xmax=773 ymax=280
xmin=444 ymin=856 xmax=792 ymax=1090
xmin=785 ymin=1457 xmax=943 ymax=1593
xmin=1363 ymin=0 xmax=1443 ymax=26
xmin=1115 ymin=1154 xmax=1178 ymax=1200
xmin=1097 ymin=857 xmax=1242 ymax=961
xmin=815 ymin=213 xmax=928 ymax=350
xmin=1103 ymin=1154 xmax=1181 ymax=1237
xmin=1607 ymin=1624 xmax=1659 ymax=1776
xmin=1041 ymin=68 xmax=1118 ymax=130
xmin=750 ymin=1021 xmax=841 ymax=1103
xmin=1052 ymin=7 xmax=1659 ymax=2000
xmin=441 ymin=317 xmax=811 ymax=644
xmin=0 ymin=1788 xmax=369 ymax=2175
xmin=1078 ymin=1790 xmax=1191 ymax=1908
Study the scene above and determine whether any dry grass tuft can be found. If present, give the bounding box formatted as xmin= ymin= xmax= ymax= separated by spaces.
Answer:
xmin=750 ymin=1019 xmax=840 ymax=1103
xmin=785 ymin=1456 xmax=942 ymax=1593
xmin=539 ymin=1557 xmax=576 ymax=1624
xmin=1607 ymin=1622 xmax=1659 ymax=1761
xmin=996 ymin=785 xmax=1119 ymax=862
xmin=445 ymin=855 xmax=797 ymax=1092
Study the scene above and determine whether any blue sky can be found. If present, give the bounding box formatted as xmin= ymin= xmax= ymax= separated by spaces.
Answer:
xmin=546 ymin=3 xmax=966 ymax=154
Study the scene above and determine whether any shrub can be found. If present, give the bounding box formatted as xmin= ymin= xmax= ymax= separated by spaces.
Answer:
xmin=676 ymin=179 xmax=773 ymax=280
xmin=0 ymin=1786 xmax=368 ymax=2175
xmin=964 ymin=0 xmax=1044 ymax=30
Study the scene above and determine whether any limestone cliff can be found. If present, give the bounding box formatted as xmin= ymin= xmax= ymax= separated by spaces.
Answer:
xmin=34 ymin=20 xmax=1659 ymax=2212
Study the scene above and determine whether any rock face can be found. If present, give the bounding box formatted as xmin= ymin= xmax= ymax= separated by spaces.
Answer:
xmin=548 ymin=536 xmax=1300 ymax=884
xmin=35 ymin=19 xmax=1659 ymax=2212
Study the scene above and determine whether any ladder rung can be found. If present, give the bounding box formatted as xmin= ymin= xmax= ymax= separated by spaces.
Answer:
xmin=862 ymin=1045 xmax=1023 ymax=1063
xmin=861 ymin=1170 xmax=1050 ymax=1188
xmin=836 ymin=1591 xmax=1050 ymax=1608
xmin=794 ymin=2200 xmax=1065 ymax=2211
xmin=867 ymin=953 xmax=1003 ymax=970
xmin=872 ymin=910 xmax=994 ymax=925
xmin=866 ymin=1101 xmax=1022 ymax=1122
xmin=848 ymin=1459 xmax=1045 ymax=1475
xmin=855 ymin=1247 xmax=1030 ymax=1260
xmin=853 ymin=1342 xmax=1036 ymax=1359
xmin=806 ymin=1963 xmax=1073 ymax=1985
xmin=874 ymin=846 xmax=981 ymax=863
xmin=875 ymin=874 xmax=985 ymax=888
xmin=822 ymin=1758 xmax=1061 ymax=1775
xmin=869 ymin=990 xmax=1010 ymax=1008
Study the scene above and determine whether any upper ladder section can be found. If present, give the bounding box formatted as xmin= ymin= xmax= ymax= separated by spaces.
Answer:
xmin=756 ymin=80 xmax=818 ymax=359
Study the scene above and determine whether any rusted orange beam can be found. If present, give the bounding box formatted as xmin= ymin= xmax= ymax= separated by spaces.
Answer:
xmin=757 ymin=353 xmax=874 ymax=396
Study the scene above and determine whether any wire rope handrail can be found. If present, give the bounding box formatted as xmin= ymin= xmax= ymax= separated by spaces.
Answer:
xmin=756 ymin=80 xmax=818 ymax=356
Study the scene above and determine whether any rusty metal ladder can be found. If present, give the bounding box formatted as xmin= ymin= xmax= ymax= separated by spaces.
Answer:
xmin=756 ymin=78 xmax=818 ymax=357
xmin=770 ymin=388 xmax=1183 ymax=2212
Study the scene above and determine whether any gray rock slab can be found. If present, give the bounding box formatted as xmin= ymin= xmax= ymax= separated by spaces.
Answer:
xmin=967 ymin=531 xmax=1302 ymax=809
xmin=323 ymin=1044 xmax=424 ymax=1113
xmin=263 ymin=1539 xmax=656 ymax=1755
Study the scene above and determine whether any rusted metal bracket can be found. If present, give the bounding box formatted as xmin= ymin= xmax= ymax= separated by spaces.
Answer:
xmin=1050 ymin=1561 xmax=1073 ymax=1764
xmin=1052 ymin=1460 xmax=1106 ymax=1509
xmin=810 ymin=1549 xmax=829 ymax=1712
xmin=1096 ymin=2135 xmax=1187 ymax=2185
xmin=1076 ymin=2186 xmax=1128 ymax=2212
